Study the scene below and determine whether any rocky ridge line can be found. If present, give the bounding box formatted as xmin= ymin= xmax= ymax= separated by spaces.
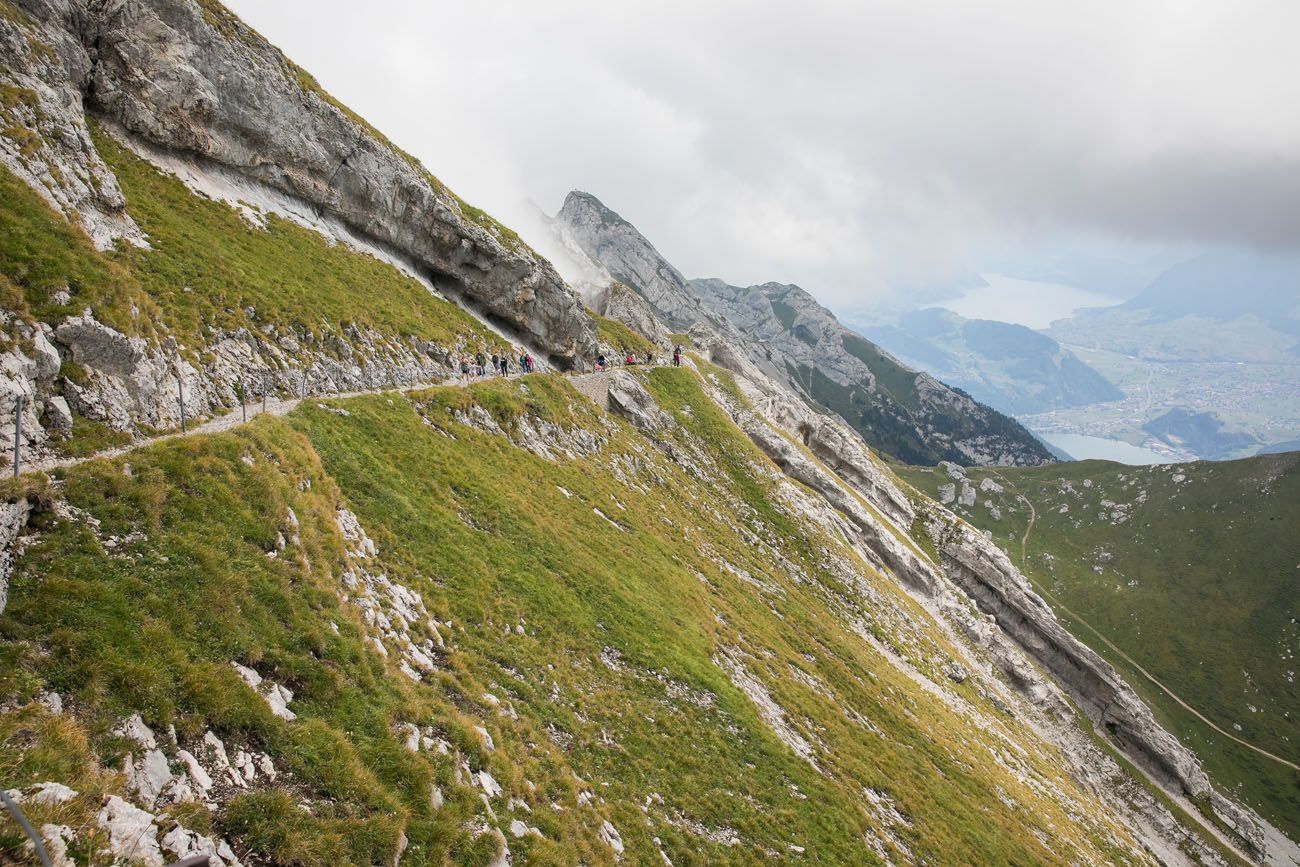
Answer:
xmin=2 ymin=0 xmax=596 ymax=364
xmin=554 ymin=190 xmax=1055 ymax=468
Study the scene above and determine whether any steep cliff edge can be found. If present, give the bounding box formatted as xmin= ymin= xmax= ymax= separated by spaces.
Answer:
xmin=2 ymin=0 xmax=595 ymax=361
xmin=0 ymin=0 xmax=601 ymax=463
xmin=555 ymin=190 xmax=1055 ymax=468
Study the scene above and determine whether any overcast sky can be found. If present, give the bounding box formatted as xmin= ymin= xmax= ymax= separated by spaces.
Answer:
xmin=225 ymin=0 xmax=1300 ymax=308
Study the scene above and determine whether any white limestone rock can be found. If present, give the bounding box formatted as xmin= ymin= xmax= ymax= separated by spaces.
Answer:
xmin=231 ymin=662 xmax=296 ymax=720
xmin=97 ymin=794 xmax=164 ymax=867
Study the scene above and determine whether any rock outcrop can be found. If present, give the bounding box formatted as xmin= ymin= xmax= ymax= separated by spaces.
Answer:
xmin=0 ymin=497 xmax=33 ymax=614
xmin=555 ymin=191 xmax=1053 ymax=467
xmin=693 ymin=277 xmax=1055 ymax=467
xmin=3 ymin=0 xmax=596 ymax=368
xmin=604 ymin=370 xmax=674 ymax=433
xmin=557 ymin=191 xmax=726 ymax=333
xmin=690 ymin=364 xmax=1288 ymax=864
xmin=591 ymin=282 xmax=670 ymax=347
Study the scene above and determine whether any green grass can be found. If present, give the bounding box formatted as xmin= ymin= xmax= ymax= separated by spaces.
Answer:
xmin=896 ymin=454 xmax=1300 ymax=841
xmin=94 ymin=129 xmax=505 ymax=355
xmin=0 ymin=131 xmax=507 ymax=361
xmin=839 ymin=332 xmax=921 ymax=410
xmin=770 ymin=299 xmax=799 ymax=333
xmin=588 ymin=310 xmax=654 ymax=357
xmin=0 ymin=372 xmax=1156 ymax=864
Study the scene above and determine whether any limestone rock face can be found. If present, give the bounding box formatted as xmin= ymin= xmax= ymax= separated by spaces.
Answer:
xmin=0 ymin=499 xmax=33 ymax=615
xmin=557 ymin=192 xmax=725 ymax=333
xmin=592 ymin=282 xmax=670 ymax=347
xmin=555 ymin=190 xmax=1053 ymax=467
xmin=7 ymin=0 xmax=595 ymax=367
xmin=925 ymin=513 xmax=1213 ymax=798
xmin=0 ymin=2 xmax=145 ymax=248
xmin=605 ymin=370 xmax=674 ymax=433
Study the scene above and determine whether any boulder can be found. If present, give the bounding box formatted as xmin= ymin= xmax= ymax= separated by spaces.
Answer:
xmin=605 ymin=371 xmax=674 ymax=433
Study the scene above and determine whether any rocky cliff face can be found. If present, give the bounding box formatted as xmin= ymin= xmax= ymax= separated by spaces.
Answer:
xmin=703 ymin=361 xmax=1295 ymax=864
xmin=694 ymin=278 xmax=1056 ymax=466
xmin=0 ymin=0 xmax=602 ymax=462
xmin=556 ymin=191 xmax=726 ymax=333
xmin=555 ymin=190 xmax=1054 ymax=468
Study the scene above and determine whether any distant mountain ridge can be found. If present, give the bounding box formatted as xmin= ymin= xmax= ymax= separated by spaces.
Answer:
xmin=857 ymin=308 xmax=1123 ymax=415
xmin=1028 ymin=250 xmax=1300 ymax=459
xmin=556 ymin=191 xmax=1055 ymax=467
xmin=1118 ymin=250 xmax=1300 ymax=330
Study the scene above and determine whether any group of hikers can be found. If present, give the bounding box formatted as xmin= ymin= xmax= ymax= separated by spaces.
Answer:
xmin=458 ymin=343 xmax=685 ymax=379
xmin=459 ymin=349 xmax=535 ymax=380
xmin=595 ymin=344 xmax=685 ymax=371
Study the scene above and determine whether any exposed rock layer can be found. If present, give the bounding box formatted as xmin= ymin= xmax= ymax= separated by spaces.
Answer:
xmin=5 ymin=0 xmax=595 ymax=368
xmin=555 ymin=191 xmax=1053 ymax=467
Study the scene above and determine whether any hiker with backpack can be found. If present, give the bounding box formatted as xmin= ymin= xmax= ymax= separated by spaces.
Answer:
xmin=672 ymin=345 xmax=682 ymax=367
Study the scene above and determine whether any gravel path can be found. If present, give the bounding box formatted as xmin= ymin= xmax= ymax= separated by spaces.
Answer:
xmin=21 ymin=368 xmax=647 ymax=476
xmin=26 ymin=375 xmax=500 ymax=475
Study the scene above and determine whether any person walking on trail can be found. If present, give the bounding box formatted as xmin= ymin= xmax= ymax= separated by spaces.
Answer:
xmin=672 ymin=345 xmax=682 ymax=367
xmin=491 ymin=352 xmax=500 ymax=375
xmin=596 ymin=353 xmax=607 ymax=372
xmin=460 ymin=355 xmax=471 ymax=381
xmin=647 ymin=350 xmax=654 ymax=365
xmin=475 ymin=350 xmax=487 ymax=377
xmin=500 ymin=355 xmax=510 ymax=376
xmin=520 ymin=353 xmax=528 ymax=373
xmin=525 ymin=353 xmax=534 ymax=373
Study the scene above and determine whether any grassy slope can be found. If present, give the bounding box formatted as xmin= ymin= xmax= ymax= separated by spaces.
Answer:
xmin=895 ymin=455 xmax=1300 ymax=839
xmin=1 ymin=371 xmax=1151 ymax=865
xmin=1 ymin=129 xmax=515 ymax=455
xmin=588 ymin=310 xmax=653 ymax=357
xmin=0 ymin=130 xmax=505 ymax=356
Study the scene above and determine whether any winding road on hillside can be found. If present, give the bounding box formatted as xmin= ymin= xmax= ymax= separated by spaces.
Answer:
xmin=989 ymin=469 xmax=1300 ymax=775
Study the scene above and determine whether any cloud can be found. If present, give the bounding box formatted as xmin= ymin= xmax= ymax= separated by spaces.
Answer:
xmin=224 ymin=0 xmax=1300 ymax=306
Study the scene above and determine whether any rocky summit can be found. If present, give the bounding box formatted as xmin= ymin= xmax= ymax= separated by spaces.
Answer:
xmin=554 ymin=191 xmax=1055 ymax=468
xmin=0 ymin=2 xmax=1296 ymax=866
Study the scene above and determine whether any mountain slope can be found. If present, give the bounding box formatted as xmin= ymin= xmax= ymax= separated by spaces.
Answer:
xmin=1 ymin=1 xmax=1295 ymax=865
xmin=0 ymin=370 xmax=1187 ymax=866
xmin=0 ymin=0 xmax=595 ymax=366
xmin=556 ymin=192 xmax=1055 ymax=468
xmin=896 ymin=454 xmax=1300 ymax=845
xmin=856 ymin=307 xmax=1123 ymax=415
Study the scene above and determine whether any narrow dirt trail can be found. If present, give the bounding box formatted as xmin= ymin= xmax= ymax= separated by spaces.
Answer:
xmin=24 ymin=371 xmax=565 ymax=476
xmin=990 ymin=470 xmax=1300 ymax=775
xmin=24 ymin=359 xmax=674 ymax=477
